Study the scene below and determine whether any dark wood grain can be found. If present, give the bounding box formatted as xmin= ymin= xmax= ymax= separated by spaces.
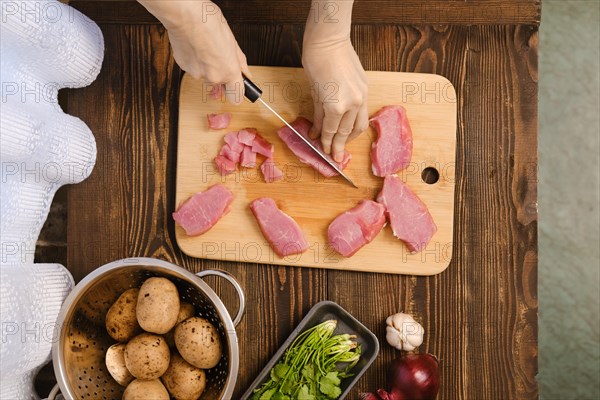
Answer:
xmin=64 ymin=1 xmax=538 ymax=398
xmin=71 ymin=0 xmax=541 ymax=26
xmin=332 ymin=24 xmax=539 ymax=399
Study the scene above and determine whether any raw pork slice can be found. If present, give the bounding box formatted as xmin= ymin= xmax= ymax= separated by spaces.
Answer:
xmin=251 ymin=133 xmax=274 ymax=158
xmin=277 ymin=117 xmax=351 ymax=177
xmin=173 ymin=185 xmax=234 ymax=236
xmin=240 ymin=145 xmax=257 ymax=168
xmin=237 ymin=128 xmax=257 ymax=146
xmin=376 ymin=175 xmax=436 ymax=253
xmin=260 ymin=159 xmax=284 ymax=183
xmin=223 ymin=132 xmax=244 ymax=152
xmin=249 ymin=198 xmax=308 ymax=257
xmin=219 ymin=143 xmax=242 ymax=164
xmin=214 ymin=155 xmax=236 ymax=175
xmin=214 ymin=132 xmax=243 ymax=174
xmin=328 ymin=200 xmax=387 ymax=257
xmin=369 ymin=105 xmax=413 ymax=177
xmin=207 ymin=112 xmax=231 ymax=129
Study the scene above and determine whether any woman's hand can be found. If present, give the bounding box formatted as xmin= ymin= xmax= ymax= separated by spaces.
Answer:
xmin=302 ymin=0 xmax=368 ymax=162
xmin=138 ymin=0 xmax=250 ymax=104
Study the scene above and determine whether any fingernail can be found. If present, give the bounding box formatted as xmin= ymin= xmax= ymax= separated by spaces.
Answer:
xmin=309 ymin=129 xmax=318 ymax=139
xmin=334 ymin=152 xmax=342 ymax=163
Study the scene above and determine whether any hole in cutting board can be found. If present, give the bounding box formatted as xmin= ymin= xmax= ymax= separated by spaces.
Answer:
xmin=422 ymin=167 xmax=440 ymax=184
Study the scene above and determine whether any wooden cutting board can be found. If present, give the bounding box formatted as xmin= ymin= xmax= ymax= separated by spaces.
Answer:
xmin=176 ymin=66 xmax=456 ymax=275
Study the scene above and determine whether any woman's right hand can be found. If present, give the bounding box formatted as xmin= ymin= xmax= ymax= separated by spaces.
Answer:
xmin=138 ymin=0 xmax=250 ymax=104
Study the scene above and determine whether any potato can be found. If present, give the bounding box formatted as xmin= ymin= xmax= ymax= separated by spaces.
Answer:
xmin=137 ymin=277 xmax=180 ymax=334
xmin=105 ymin=288 xmax=142 ymax=341
xmin=164 ymin=302 xmax=195 ymax=348
xmin=105 ymin=343 xmax=134 ymax=386
xmin=124 ymin=333 xmax=170 ymax=380
xmin=175 ymin=317 xmax=222 ymax=369
xmin=123 ymin=379 xmax=169 ymax=400
xmin=161 ymin=352 xmax=207 ymax=400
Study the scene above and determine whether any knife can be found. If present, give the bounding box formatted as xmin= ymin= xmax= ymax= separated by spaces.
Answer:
xmin=242 ymin=75 xmax=358 ymax=188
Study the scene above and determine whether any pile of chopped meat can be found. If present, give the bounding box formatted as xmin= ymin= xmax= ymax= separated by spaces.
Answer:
xmin=213 ymin=126 xmax=283 ymax=183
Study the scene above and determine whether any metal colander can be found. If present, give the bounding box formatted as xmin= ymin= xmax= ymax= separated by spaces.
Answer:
xmin=51 ymin=257 xmax=245 ymax=400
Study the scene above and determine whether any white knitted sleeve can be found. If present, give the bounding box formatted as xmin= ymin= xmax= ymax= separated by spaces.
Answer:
xmin=0 ymin=264 xmax=74 ymax=399
xmin=0 ymin=0 xmax=104 ymax=398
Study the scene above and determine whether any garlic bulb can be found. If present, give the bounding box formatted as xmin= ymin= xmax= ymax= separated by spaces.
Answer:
xmin=385 ymin=312 xmax=424 ymax=351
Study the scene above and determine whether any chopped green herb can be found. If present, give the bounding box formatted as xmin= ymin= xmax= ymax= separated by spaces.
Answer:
xmin=319 ymin=372 xmax=342 ymax=398
xmin=297 ymin=385 xmax=316 ymax=400
xmin=259 ymin=388 xmax=276 ymax=400
xmin=271 ymin=362 xmax=290 ymax=381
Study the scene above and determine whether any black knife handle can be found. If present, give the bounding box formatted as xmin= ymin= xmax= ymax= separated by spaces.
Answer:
xmin=243 ymin=75 xmax=262 ymax=103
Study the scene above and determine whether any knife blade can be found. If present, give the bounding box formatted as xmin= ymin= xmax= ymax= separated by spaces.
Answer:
xmin=242 ymin=75 xmax=358 ymax=188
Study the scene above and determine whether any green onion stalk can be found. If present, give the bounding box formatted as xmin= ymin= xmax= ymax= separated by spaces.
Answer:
xmin=251 ymin=320 xmax=362 ymax=400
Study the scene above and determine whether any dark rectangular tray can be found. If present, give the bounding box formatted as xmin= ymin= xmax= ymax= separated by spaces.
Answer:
xmin=241 ymin=300 xmax=380 ymax=399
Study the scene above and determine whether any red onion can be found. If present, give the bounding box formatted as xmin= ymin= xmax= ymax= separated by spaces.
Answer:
xmin=362 ymin=353 xmax=440 ymax=400
xmin=377 ymin=389 xmax=394 ymax=400
xmin=388 ymin=353 xmax=440 ymax=400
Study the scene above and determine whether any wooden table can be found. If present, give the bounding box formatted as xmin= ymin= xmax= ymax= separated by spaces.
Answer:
xmin=60 ymin=1 xmax=540 ymax=398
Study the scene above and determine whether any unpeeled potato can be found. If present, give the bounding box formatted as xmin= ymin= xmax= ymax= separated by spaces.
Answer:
xmin=175 ymin=317 xmax=222 ymax=369
xmin=164 ymin=302 xmax=195 ymax=348
xmin=105 ymin=343 xmax=134 ymax=386
xmin=161 ymin=352 xmax=207 ymax=400
xmin=123 ymin=379 xmax=169 ymax=400
xmin=137 ymin=277 xmax=180 ymax=334
xmin=105 ymin=288 xmax=142 ymax=341
xmin=124 ymin=333 xmax=170 ymax=380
